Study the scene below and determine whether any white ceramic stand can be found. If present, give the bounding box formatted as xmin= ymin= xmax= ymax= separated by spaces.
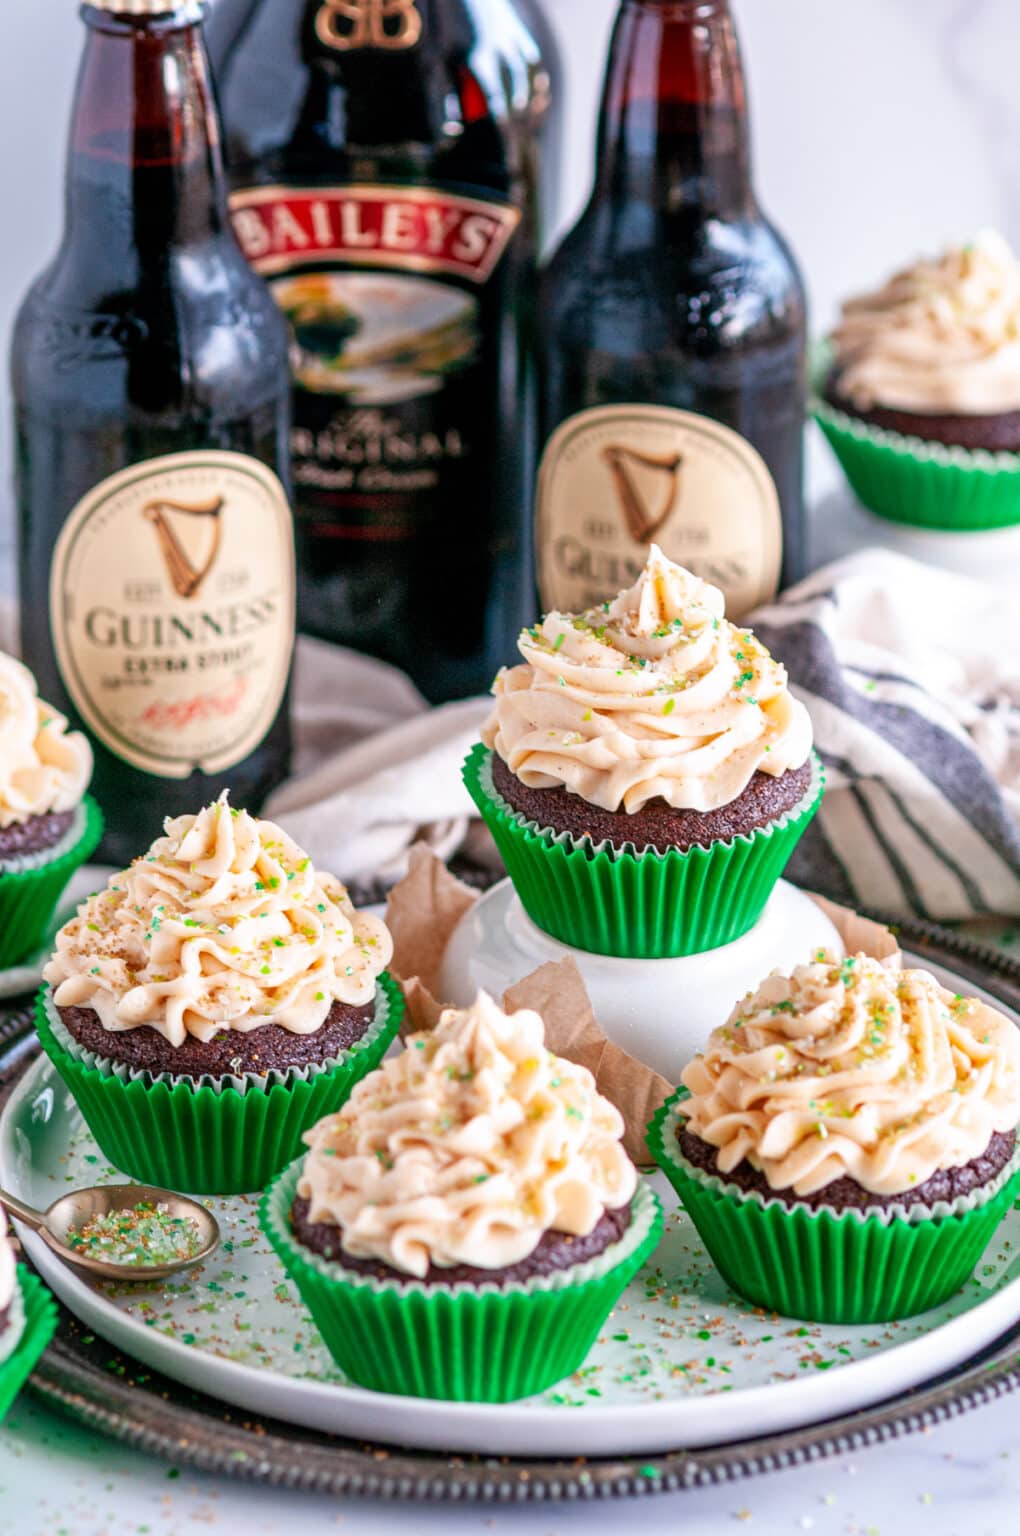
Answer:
xmin=440 ymin=878 xmax=844 ymax=1083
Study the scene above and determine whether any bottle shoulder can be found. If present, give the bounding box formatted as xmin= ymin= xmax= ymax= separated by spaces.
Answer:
xmin=12 ymin=243 xmax=289 ymax=414
xmin=541 ymin=206 xmax=806 ymax=349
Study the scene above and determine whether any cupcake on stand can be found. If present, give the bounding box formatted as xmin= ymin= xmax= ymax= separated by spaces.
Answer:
xmin=454 ymin=547 xmax=833 ymax=1084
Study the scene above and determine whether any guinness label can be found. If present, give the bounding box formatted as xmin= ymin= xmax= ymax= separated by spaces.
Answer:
xmin=536 ymin=405 xmax=782 ymax=619
xmin=50 ymin=451 xmax=295 ymax=779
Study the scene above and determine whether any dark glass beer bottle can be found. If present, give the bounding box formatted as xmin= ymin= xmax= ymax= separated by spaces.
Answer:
xmin=537 ymin=0 xmax=806 ymax=620
xmin=13 ymin=0 xmax=295 ymax=864
xmin=207 ymin=0 xmax=552 ymax=702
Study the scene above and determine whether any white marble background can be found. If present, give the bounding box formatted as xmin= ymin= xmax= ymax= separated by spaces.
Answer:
xmin=2 ymin=3 xmax=1020 ymax=1531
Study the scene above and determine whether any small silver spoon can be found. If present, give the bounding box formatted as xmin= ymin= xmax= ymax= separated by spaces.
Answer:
xmin=0 ymin=1182 xmax=220 ymax=1281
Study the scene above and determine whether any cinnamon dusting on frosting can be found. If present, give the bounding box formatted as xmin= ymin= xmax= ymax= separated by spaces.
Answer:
xmin=830 ymin=231 xmax=1020 ymax=415
xmin=298 ymin=991 xmax=637 ymax=1277
xmin=43 ymin=795 xmax=391 ymax=1046
xmin=680 ymin=950 xmax=1020 ymax=1198
xmin=482 ymin=545 xmax=811 ymax=815
xmin=0 ymin=654 xmax=91 ymax=828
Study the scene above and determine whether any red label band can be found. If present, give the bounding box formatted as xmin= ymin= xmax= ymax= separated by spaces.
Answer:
xmin=229 ymin=185 xmax=521 ymax=285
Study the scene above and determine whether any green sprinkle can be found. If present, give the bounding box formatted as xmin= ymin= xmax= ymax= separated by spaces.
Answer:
xmin=662 ymin=698 xmax=675 ymax=716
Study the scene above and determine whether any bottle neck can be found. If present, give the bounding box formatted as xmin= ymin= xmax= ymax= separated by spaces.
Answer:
xmin=63 ymin=5 xmax=228 ymax=258
xmin=593 ymin=0 xmax=754 ymax=219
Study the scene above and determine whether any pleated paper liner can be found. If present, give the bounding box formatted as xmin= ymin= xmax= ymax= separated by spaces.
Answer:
xmin=261 ymin=1163 xmax=663 ymax=1403
xmin=33 ymin=975 xmax=404 ymax=1197
xmin=463 ymin=744 xmax=824 ymax=959
xmin=0 ymin=797 xmax=103 ymax=969
xmin=811 ymin=343 xmax=1020 ymax=531
xmin=0 ymin=1270 xmax=58 ymax=1421
xmin=649 ymin=1091 xmax=1020 ymax=1325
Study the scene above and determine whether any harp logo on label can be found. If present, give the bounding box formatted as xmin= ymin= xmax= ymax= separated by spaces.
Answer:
xmin=315 ymin=0 xmax=422 ymax=52
xmin=601 ymin=443 xmax=683 ymax=544
xmin=536 ymin=404 xmax=783 ymax=621
xmin=143 ymin=496 xmax=224 ymax=600
xmin=50 ymin=451 xmax=295 ymax=779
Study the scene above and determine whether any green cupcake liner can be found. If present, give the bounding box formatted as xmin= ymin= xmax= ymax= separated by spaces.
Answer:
xmin=0 ymin=1270 xmax=58 ymax=1422
xmin=33 ymin=975 xmax=404 ymax=1196
xmin=463 ymin=744 xmax=824 ymax=959
xmin=811 ymin=343 xmax=1020 ymax=531
xmin=649 ymin=1090 xmax=1020 ymax=1324
xmin=261 ymin=1164 xmax=663 ymax=1402
xmin=0 ymin=797 xmax=103 ymax=969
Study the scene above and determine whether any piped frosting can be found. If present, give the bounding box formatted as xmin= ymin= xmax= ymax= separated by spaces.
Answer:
xmin=43 ymin=795 xmax=392 ymax=1046
xmin=0 ymin=654 xmax=91 ymax=829
xmin=482 ymin=545 xmax=812 ymax=814
xmin=680 ymin=950 xmax=1020 ymax=1198
xmin=298 ymin=990 xmax=637 ymax=1277
xmin=830 ymin=231 xmax=1020 ymax=415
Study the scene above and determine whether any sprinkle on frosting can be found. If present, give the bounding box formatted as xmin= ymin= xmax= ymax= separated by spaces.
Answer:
xmin=829 ymin=231 xmax=1020 ymax=415
xmin=0 ymin=1207 xmax=14 ymax=1318
xmin=482 ymin=545 xmax=812 ymax=814
xmin=0 ymin=653 xmax=91 ymax=828
xmin=43 ymin=794 xmax=392 ymax=1046
xmin=680 ymin=951 xmax=1020 ymax=1198
xmin=298 ymin=991 xmax=637 ymax=1278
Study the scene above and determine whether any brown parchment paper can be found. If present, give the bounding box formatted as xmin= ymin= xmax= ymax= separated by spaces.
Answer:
xmin=385 ymin=846 xmax=901 ymax=1165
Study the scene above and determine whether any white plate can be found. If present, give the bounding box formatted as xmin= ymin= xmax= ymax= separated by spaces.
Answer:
xmin=4 ymin=954 xmax=1020 ymax=1460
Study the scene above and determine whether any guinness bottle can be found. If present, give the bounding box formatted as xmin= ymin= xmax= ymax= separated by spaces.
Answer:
xmin=537 ymin=0 xmax=806 ymax=619
xmin=13 ymin=0 xmax=294 ymax=865
xmin=207 ymin=0 xmax=552 ymax=702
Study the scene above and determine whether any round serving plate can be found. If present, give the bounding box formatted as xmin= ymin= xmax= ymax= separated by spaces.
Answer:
xmin=4 ymin=916 xmax=1020 ymax=1500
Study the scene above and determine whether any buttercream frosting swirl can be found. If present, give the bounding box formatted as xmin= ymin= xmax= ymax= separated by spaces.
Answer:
xmin=680 ymin=950 xmax=1020 ymax=1198
xmin=43 ymin=795 xmax=392 ymax=1047
xmin=0 ymin=654 xmax=91 ymax=829
xmin=298 ymin=990 xmax=637 ymax=1277
xmin=830 ymin=231 xmax=1020 ymax=415
xmin=0 ymin=1208 xmax=14 ymax=1317
xmin=482 ymin=545 xmax=812 ymax=814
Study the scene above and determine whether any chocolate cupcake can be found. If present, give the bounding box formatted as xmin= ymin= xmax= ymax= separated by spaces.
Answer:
xmin=464 ymin=545 xmax=822 ymax=958
xmin=649 ymin=950 xmax=1020 ymax=1322
xmin=261 ymin=991 xmax=662 ymax=1401
xmin=0 ymin=653 xmax=102 ymax=965
xmin=37 ymin=795 xmax=403 ymax=1194
xmin=0 ymin=1206 xmax=58 ymax=1421
xmin=814 ymin=233 xmax=1020 ymax=528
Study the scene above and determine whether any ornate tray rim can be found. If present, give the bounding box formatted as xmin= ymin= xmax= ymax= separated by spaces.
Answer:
xmin=6 ymin=912 xmax=1020 ymax=1503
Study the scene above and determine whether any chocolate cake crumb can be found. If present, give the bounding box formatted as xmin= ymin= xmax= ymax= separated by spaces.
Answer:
xmin=678 ymin=1125 xmax=1017 ymax=1212
xmin=491 ymin=749 xmax=813 ymax=854
xmin=58 ymin=998 xmax=376 ymax=1079
xmin=825 ymin=369 xmax=1020 ymax=453
xmin=290 ymin=1195 xmax=633 ymax=1288
xmin=0 ymin=809 xmax=75 ymax=862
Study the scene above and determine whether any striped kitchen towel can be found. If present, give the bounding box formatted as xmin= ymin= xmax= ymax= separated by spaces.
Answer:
xmin=751 ymin=549 xmax=1020 ymax=921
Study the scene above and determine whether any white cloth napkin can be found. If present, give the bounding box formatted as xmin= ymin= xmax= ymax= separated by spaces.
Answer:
xmin=268 ymin=641 xmax=487 ymax=883
xmin=270 ymin=550 xmax=1020 ymax=921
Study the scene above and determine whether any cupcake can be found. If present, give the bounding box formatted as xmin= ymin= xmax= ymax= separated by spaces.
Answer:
xmin=261 ymin=991 xmax=662 ymax=1401
xmin=814 ymin=232 xmax=1020 ymax=528
xmin=649 ymin=950 xmax=1020 ymax=1323
xmin=0 ymin=653 xmax=102 ymax=966
xmin=0 ymin=1207 xmax=58 ymax=1421
xmin=37 ymin=794 xmax=403 ymax=1195
xmin=464 ymin=545 xmax=822 ymax=958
